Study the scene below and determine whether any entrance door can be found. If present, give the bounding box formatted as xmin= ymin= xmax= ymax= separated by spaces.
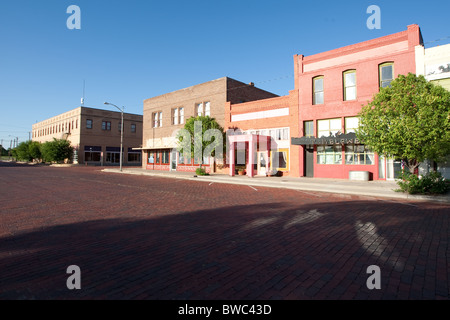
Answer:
xmin=386 ymin=158 xmax=402 ymax=180
xmin=171 ymin=149 xmax=177 ymax=171
xmin=257 ymin=152 xmax=267 ymax=176
xmin=305 ymin=148 xmax=314 ymax=177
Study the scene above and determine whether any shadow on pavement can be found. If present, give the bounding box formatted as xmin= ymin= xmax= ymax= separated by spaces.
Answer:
xmin=0 ymin=200 xmax=448 ymax=300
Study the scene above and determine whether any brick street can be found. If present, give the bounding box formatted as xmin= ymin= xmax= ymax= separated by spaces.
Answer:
xmin=0 ymin=163 xmax=449 ymax=300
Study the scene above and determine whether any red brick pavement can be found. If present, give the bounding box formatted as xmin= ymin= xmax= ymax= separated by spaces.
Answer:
xmin=0 ymin=163 xmax=449 ymax=300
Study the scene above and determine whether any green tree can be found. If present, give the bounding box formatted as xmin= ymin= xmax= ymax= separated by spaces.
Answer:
xmin=177 ymin=116 xmax=225 ymax=169
xmin=40 ymin=139 xmax=73 ymax=163
xmin=357 ymin=73 xmax=450 ymax=174
xmin=15 ymin=141 xmax=33 ymax=161
xmin=29 ymin=141 xmax=42 ymax=161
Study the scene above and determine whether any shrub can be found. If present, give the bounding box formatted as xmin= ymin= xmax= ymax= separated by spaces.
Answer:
xmin=195 ymin=167 xmax=209 ymax=176
xmin=41 ymin=139 xmax=73 ymax=163
xmin=396 ymin=171 xmax=449 ymax=195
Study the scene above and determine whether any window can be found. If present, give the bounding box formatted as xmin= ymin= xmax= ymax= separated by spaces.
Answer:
xmin=345 ymin=145 xmax=374 ymax=165
xmin=106 ymin=152 xmax=121 ymax=163
xmin=196 ymin=103 xmax=203 ymax=116
xmin=345 ymin=117 xmax=360 ymax=133
xmin=205 ymin=102 xmax=211 ymax=117
xmin=313 ymin=76 xmax=324 ymax=105
xmin=317 ymin=145 xmax=342 ymax=165
xmin=317 ymin=118 xmax=341 ymax=137
xmin=86 ymin=119 xmax=93 ymax=129
xmin=128 ymin=149 xmax=141 ymax=163
xmin=172 ymin=108 xmax=179 ymax=125
xmin=172 ymin=107 xmax=184 ymax=125
xmin=178 ymin=151 xmax=185 ymax=164
xmin=128 ymin=153 xmax=141 ymax=163
xmin=84 ymin=146 xmax=102 ymax=162
xmin=162 ymin=150 xmax=170 ymax=164
xmin=179 ymin=108 xmax=184 ymax=124
xmin=304 ymin=121 xmax=314 ymax=137
xmin=152 ymin=112 xmax=163 ymax=128
xmin=380 ymin=63 xmax=394 ymax=88
xmin=271 ymin=149 xmax=289 ymax=171
xmin=102 ymin=121 xmax=111 ymax=131
xmin=118 ymin=122 xmax=122 ymax=132
xmin=131 ymin=124 xmax=136 ymax=133
xmin=148 ymin=152 xmax=155 ymax=164
xmin=196 ymin=102 xmax=210 ymax=117
xmin=156 ymin=151 xmax=160 ymax=164
xmin=343 ymin=70 xmax=357 ymax=101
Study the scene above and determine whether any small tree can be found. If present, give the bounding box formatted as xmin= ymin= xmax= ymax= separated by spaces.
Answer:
xmin=40 ymin=139 xmax=73 ymax=163
xmin=29 ymin=141 xmax=42 ymax=161
xmin=14 ymin=141 xmax=33 ymax=161
xmin=177 ymin=116 xmax=225 ymax=169
xmin=357 ymin=73 xmax=450 ymax=174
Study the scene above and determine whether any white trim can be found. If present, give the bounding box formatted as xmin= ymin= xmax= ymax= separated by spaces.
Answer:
xmin=231 ymin=108 xmax=289 ymax=122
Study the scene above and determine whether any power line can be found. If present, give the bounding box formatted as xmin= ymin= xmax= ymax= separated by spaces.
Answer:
xmin=423 ymin=35 xmax=450 ymax=46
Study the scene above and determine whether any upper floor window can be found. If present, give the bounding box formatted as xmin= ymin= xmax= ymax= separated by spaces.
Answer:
xmin=204 ymin=102 xmax=211 ymax=117
xmin=379 ymin=62 xmax=394 ymax=88
xmin=196 ymin=103 xmax=203 ymax=117
xmin=131 ymin=124 xmax=136 ymax=133
xmin=196 ymin=102 xmax=211 ymax=117
xmin=102 ymin=121 xmax=111 ymax=131
xmin=343 ymin=70 xmax=357 ymax=101
xmin=152 ymin=112 xmax=163 ymax=128
xmin=172 ymin=107 xmax=185 ymax=125
xmin=313 ymin=76 xmax=324 ymax=105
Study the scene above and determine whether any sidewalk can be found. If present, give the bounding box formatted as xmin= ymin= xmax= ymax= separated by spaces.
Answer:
xmin=102 ymin=168 xmax=450 ymax=204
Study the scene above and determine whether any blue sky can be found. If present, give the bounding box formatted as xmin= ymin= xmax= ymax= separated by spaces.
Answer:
xmin=1 ymin=0 xmax=449 ymax=145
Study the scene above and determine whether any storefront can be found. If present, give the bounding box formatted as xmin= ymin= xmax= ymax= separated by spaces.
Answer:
xmin=292 ymin=133 xmax=403 ymax=180
xmin=228 ymin=134 xmax=289 ymax=177
xmin=144 ymin=148 xmax=211 ymax=173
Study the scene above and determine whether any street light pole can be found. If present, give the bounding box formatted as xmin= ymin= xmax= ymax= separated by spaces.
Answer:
xmin=104 ymin=102 xmax=124 ymax=172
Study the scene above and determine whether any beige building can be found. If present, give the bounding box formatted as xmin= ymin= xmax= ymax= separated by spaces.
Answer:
xmin=32 ymin=106 xmax=143 ymax=165
xmin=142 ymin=77 xmax=278 ymax=173
xmin=416 ymin=43 xmax=450 ymax=178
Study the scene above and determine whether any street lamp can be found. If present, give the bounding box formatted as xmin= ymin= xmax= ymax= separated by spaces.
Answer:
xmin=104 ymin=102 xmax=124 ymax=172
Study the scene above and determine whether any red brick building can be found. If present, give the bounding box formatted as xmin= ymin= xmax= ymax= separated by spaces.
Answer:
xmin=291 ymin=24 xmax=423 ymax=180
xmin=224 ymin=91 xmax=299 ymax=177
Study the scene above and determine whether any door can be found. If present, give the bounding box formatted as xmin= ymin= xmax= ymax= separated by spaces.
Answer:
xmin=257 ymin=152 xmax=267 ymax=176
xmin=171 ymin=149 xmax=177 ymax=171
xmin=386 ymin=158 xmax=402 ymax=180
xmin=305 ymin=148 xmax=314 ymax=177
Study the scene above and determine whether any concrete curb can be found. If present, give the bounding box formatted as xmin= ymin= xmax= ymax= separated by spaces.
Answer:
xmin=102 ymin=168 xmax=450 ymax=204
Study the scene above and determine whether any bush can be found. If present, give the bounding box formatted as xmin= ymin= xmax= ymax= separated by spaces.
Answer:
xmin=41 ymin=139 xmax=73 ymax=163
xmin=195 ymin=167 xmax=209 ymax=176
xmin=396 ymin=171 xmax=449 ymax=195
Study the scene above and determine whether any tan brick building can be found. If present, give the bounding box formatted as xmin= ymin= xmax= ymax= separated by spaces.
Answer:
xmin=32 ymin=106 xmax=143 ymax=165
xmin=142 ymin=77 xmax=278 ymax=173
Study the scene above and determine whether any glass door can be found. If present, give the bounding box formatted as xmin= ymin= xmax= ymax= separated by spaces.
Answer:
xmin=257 ymin=152 xmax=267 ymax=176
xmin=171 ymin=149 xmax=177 ymax=171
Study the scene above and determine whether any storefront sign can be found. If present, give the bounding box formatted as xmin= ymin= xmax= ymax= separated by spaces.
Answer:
xmin=291 ymin=132 xmax=362 ymax=146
